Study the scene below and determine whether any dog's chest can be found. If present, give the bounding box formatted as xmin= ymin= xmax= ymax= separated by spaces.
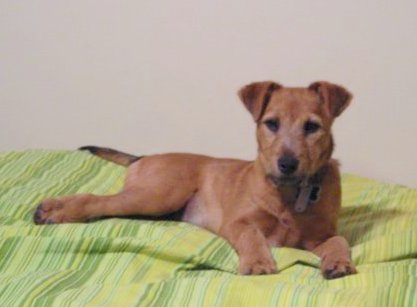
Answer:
xmin=265 ymin=210 xmax=302 ymax=248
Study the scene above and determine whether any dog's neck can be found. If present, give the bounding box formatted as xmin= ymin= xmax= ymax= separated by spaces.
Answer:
xmin=253 ymin=160 xmax=328 ymax=213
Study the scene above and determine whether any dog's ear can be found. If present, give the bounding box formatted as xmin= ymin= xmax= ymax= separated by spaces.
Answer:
xmin=238 ymin=81 xmax=281 ymax=121
xmin=308 ymin=81 xmax=352 ymax=118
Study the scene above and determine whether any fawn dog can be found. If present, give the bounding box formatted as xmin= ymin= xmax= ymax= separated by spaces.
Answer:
xmin=34 ymin=81 xmax=357 ymax=279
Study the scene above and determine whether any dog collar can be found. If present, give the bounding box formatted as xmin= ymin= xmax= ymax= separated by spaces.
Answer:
xmin=293 ymin=166 xmax=327 ymax=213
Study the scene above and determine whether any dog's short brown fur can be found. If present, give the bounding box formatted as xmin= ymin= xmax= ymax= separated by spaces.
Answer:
xmin=34 ymin=81 xmax=357 ymax=279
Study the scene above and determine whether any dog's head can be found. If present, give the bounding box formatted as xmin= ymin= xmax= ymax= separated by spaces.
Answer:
xmin=239 ymin=81 xmax=352 ymax=186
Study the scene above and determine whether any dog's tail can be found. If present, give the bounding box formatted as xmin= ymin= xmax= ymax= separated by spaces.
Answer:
xmin=79 ymin=146 xmax=143 ymax=167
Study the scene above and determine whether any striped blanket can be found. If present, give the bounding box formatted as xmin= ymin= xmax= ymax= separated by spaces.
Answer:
xmin=0 ymin=150 xmax=416 ymax=306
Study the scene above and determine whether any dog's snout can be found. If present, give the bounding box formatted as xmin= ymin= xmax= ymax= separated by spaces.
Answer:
xmin=278 ymin=156 xmax=299 ymax=175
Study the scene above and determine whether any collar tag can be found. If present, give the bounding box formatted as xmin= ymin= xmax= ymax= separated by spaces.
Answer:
xmin=309 ymin=186 xmax=321 ymax=203
xmin=294 ymin=184 xmax=321 ymax=213
xmin=294 ymin=184 xmax=313 ymax=213
xmin=293 ymin=167 xmax=326 ymax=213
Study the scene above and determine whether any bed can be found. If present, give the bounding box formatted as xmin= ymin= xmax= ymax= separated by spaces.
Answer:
xmin=0 ymin=150 xmax=416 ymax=306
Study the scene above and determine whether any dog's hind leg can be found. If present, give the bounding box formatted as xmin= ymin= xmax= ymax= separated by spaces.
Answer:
xmin=33 ymin=187 xmax=193 ymax=224
xmin=34 ymin=154 xmax=204 ymax=224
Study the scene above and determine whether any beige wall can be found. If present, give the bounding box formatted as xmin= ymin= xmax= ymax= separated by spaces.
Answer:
xmin=1 ymin=1 xmax=416 ymax=187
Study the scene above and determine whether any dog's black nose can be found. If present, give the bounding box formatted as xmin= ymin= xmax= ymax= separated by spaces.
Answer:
xmin=278 ymin=156 xmax=299 ymax=175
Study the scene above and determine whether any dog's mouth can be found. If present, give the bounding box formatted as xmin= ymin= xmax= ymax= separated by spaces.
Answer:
xmin=268 ymin=175 xmax=302 ymax=187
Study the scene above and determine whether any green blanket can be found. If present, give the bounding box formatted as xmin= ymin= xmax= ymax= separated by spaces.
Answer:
xmin=0 ymin=150 xmax=416 ymax=306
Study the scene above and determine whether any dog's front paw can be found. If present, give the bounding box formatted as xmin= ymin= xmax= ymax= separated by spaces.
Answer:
xmin=321 ymin=257 xmax=357 ymax=279
xmin=239 ymin=255 xmax=277 ymax=275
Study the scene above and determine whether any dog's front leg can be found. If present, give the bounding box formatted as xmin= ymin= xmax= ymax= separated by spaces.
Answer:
xmin=305 ymin=235 xmax=357 ymax=279
xmin=221 ymin=223 xmax=277 ymax=275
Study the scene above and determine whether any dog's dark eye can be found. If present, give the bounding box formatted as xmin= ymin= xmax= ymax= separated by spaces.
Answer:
xmin=264 ymin=119 xmax=279 ymax=132
xmin=304 ymin=121 xmax=321 ymax=134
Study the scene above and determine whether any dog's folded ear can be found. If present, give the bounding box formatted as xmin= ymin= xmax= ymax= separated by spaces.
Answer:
xmin=238 ymin=81 xmax=281 ymax=121
xmin=308 ymin=81 xmax=352 ymax=118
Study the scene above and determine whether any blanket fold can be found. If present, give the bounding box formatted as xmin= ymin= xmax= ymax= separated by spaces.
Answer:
xmin=0 ymin=150 xmax=415 ymax=306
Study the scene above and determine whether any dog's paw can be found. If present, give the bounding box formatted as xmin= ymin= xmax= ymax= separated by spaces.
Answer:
xmin=321 ymin=257 xmax=357 ymax=279
xmin=34 ymin=199 xmax=63 ymax=224
xmin=33 ymin=196 xmax=88 ymax=224
xmin=239 ymin=255 xmax=277 ymax=275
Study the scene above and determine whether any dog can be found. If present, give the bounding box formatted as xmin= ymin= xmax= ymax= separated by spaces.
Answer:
xmin=34 ymin=80 xmax=357 ymax=279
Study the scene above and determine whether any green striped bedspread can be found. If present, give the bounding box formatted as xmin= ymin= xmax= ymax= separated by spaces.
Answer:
xmin=0 ymin=150 xmax=416 ymax=306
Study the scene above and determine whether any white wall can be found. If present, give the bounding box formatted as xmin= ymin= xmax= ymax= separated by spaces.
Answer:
xmin=1 ymin=0 xmax=416 ymax=187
